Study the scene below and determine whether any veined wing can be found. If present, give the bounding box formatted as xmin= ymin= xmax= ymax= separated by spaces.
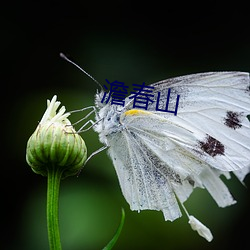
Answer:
xmin=124 ymin=72 xmax=250 ymax=173
xmin=120 ymin=111 xmax=236 ymax=207
xmin=107 ymin=126 xmax=182 ymax=221
xmin=107 ymin=110 xmax=237 ymax=221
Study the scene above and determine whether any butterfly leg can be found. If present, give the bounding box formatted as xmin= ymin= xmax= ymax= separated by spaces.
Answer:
xmin=70 ymin=106 xmax=97 ymax=125
xmin=77 ymin=119 xmax=99 ymax=132
xmin=68 ymin=106 xmax=102 ymax=132
xmin=77 ymin=145 xmax=108 ymax=176
xmin=85 ymin=145 xmax=108 ymax=165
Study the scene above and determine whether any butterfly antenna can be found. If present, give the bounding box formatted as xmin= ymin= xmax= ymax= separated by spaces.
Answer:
xmin=60 ymin=53 xmax=103 ymax=91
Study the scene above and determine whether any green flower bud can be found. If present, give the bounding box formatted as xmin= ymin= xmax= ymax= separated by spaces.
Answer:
xmin=26 ymin=95 xmax=87 ymax=178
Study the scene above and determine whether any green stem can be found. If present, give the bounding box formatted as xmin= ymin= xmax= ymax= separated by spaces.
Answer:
xmin=102 ymin=208 xmax=125 ymax=250
xmin=47 ymin=165 xmax=63 ymax=250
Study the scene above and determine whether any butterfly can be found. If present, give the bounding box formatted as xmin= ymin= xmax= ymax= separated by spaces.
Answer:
xmin=92 ymin=72 xmax=250 ymax=241
xmin=61 ymin=55 xmax=250 ymax=241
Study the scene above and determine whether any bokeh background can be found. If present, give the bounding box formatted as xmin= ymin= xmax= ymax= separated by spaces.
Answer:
xmin=2 ymin=1 xmax=250 ymax=250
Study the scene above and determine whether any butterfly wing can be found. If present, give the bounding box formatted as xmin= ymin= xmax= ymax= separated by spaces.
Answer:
xmin=105 ymin=72 xmax=249 ymax=221
xmin=125 ymin=72 xmax=250 ymax=173
xmin=107 ymin=123 xmax=182 ymax=221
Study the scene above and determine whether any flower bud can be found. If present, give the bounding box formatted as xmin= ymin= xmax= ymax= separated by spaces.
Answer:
xmin=26 ymin=95 xmax=87 ymax=178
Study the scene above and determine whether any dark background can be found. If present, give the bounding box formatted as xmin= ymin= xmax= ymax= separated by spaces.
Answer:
xmin=2 ymin=1 xmax=250 ymax=250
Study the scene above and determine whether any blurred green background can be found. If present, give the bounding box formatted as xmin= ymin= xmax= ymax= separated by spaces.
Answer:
xmin=2 ymin=1 xmax=250 ymax=250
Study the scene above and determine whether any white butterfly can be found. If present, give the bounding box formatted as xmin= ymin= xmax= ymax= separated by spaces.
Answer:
xmin=61 ymin=54 xmax=250 ymax=242
xmin=91 ymin=72 xmax=250 ymax=241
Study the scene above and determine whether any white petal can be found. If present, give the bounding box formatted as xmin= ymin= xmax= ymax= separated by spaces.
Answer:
xmin=188 ymin=215 xmax=213 ymax=242
xmin=40 ymin=95 xmax=58 ymax=123
xmin=39 ymin=95 xmax=71 ymax=125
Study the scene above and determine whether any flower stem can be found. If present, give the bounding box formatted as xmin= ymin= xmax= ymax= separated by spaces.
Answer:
xmin=47 ymin=165 xmax=63 ymax=250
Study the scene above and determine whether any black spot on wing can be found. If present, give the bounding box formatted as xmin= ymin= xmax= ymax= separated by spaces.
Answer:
xmin=224 ymin=111 xmax=243 ymax=130
xmin=199 ymin=135 xmax=225 ymax=157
